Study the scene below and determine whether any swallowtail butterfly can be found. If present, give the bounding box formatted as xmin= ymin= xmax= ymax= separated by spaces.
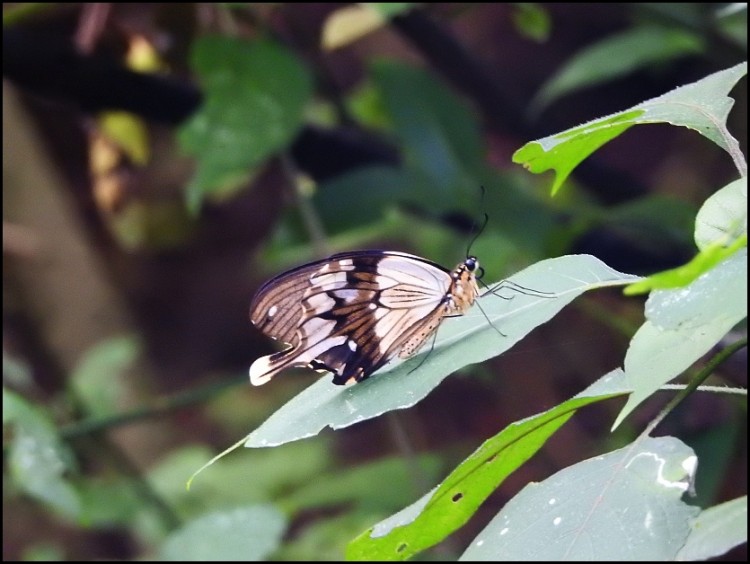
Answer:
xmin=249 ymin=250 xmax=481 ymax=386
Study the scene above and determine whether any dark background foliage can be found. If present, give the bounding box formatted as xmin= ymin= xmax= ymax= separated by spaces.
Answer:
xmin=3 ymin=3 xmax=746 ymax=560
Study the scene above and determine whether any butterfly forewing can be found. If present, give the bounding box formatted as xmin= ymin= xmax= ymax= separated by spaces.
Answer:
xmin=249 ymin=251 xmax=480 ymax=385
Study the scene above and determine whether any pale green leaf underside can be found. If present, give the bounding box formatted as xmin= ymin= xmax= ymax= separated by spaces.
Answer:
xmin=461 ymin=436 xmax=700 ymax=560
xmin=159 ymin=505 xmax=286 ymax=561
xmin=676 ymin=495 xmax=748 ymax=561
xmin=695 ymin=177 xmax=747 ymax=251
xmin=245 ymin=254 xmax=641 ymax=448
xmin=614 ymin=250 xmax=747 ymax=429
xmin=514 ymin=62 xmax=747 ymax=194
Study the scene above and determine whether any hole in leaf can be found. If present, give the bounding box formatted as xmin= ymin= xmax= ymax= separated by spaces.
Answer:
xmin=452 ymin=492 xmax=463 ymax=502
xmin=397 ymin=543 xmax=408 ymax=553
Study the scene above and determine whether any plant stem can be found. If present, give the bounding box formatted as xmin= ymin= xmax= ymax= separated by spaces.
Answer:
xmin=640 ymin=336 xmax=747 ymax=438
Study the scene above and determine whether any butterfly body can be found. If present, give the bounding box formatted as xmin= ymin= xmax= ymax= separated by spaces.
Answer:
xmin=249 ymin=251 xmax=480 ymax=386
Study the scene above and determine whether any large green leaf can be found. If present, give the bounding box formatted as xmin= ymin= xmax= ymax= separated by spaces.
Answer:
xmin=3 ymin=388 xmax=81 ymax=519
xmin=695 ymin=177 xmax=747 ymax=251
xmin=614 ymin=250 xmax=747 ymax=429
xmin=245 ymin=254 xmax=641 ymax=448
xmin=514 ymin=62 xmax=747 ymax=195
xmin=373 ymin=61 xmax=484 ymax=211
xmin=460 ymin=436 xmax=700 ymax=560
xmin=346 ymin=370 xmax=631 ymax=560
xmin=625 ymin=177 xmax=747 ymax=295
xmin=179 ymin=37 xmax=313 ymax=210
xmin=530 ymin=26 xmax=703 ymax=113
xmin=159 ymin=505 xmax=286 ymax=561
xmin=676 ymin=495 xmax=748 ymax=560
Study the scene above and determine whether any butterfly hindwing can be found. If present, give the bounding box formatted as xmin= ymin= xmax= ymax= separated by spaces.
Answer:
xmin=249 ymin=251 xmax=480 ymax=385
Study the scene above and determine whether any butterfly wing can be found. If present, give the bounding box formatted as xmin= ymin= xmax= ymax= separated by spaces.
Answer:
xmin=249 ymin=252 xmax=453 ymax=385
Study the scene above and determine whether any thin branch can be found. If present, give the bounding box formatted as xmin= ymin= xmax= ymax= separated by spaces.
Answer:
xmin=640 ymin=336 xmax=747 ymax=438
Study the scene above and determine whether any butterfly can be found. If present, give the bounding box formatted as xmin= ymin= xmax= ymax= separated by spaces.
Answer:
xmin=248 ymin=250 xmax=482 ymax=386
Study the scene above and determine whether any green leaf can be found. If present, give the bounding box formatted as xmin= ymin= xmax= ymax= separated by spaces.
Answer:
xmin=624 ymin=234 xmax=746 ymax=295
xmin=312 ymin=165 xmax=411 ymax=232
xmin=676 ymin=496 xmax=748 ymax=560
xmin=514 ymin=62 xmax=748 ymax=195
xmin=159 ymin=505 xmax=286 ymax=561
xmin=244 ymin=254 xmax=641 ymax=448
xmin=3 ymin=388 xmax=81 ymax=519
xmin=625 ymin=178 xmax=747 ymax=295
xmin=373 ymin=61 xmax=484 ymax=211
xmin=280 ymin=454 xmax=443 ymax=514
xmin=695 ymin=177 xmax=747 ymax=251
xmin=614 ymin=250 xmax=747 ymax=429
xmin=278 ymin=510 xmax=385 ymax=561
xmin=531 ymin=26 xmax=704 ymax=113
xmin=179 ymin=37 xmax=313 ymax=211
xmin=70 ymin=335 xmax=140 ymax=417
xmin=346 ymin=370 xmax=631 ymax=560
xmin=461 ymin=436 xmax=700 ymax=560
xmin=511 ymin=4 xmax=551 ymax=42
xmin=158 ymin=441 xmax=330 ymax=515
xmin=322 ymin=4 xmax=414 ymax=50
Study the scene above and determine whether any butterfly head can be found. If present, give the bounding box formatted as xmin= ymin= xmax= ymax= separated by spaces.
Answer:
xmin=458 ymin=256 xmax=484 ymax=282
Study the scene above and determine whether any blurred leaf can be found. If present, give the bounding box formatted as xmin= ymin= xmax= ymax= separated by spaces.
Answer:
xmin=607 ymin=194 xmax=698 ymax=247
xmin=3 ymin=388 xmax=81 ymax=519
xmin=346 ymin=80 xmax=393 ymax=131
xmin=347 ymin=370 xmax=631 ymax=560
xmin=107 ymin=200 xmax=197 ymax=251
xmin=688 ymin=422 xmax=742 ymax=508
xmin=716 ymin=4 xmax=747 ymax=49
xmin=373 ymin=61 xmax=484 ymax=210
xmin=179 ymin=37 xmax=313 ymax=211
xmin=97 ymin=111 xmax=150 ymax=165
xmin=322 ymin=3 xmax=413 ymax=50
xmin=152 ymin=442 xmax=330 ymax=518
xmin=514 ymin=62 xmax=748 ymax=195
xmin=278 ymin=510 xmax=385 ymax=562
xmin=159 ymin=505 xmax=286 ymax=561
xmin=511 ymin=3 xmax=551 ymax=42
xmin=21 ymin=544 xmax=66 ymax=561
xmin=531 ymin=26 xmax=704 ymax=113
xmin=78 ymin=479 xmax=141 ymax=527
xmin=461 ymin=436 xmax=699 ymax=560
xmin=695 ymin=177 xmax=747 ymax=251
xmin=125 ymin=34 xmax=167 ymax=73
xmin=245 ymin=255 xmax=641 ymax=448
xmin=614 ymin=250 xmax=747 ymax=429
xmin=312 ymin=165 xmax=410 ymax=232
xmin=280 ymin=454 xmax=443 ymax=514
xmin=3 ymin=351 xmax=33 ymax=389
xmin=676 ymin=495 xmax=748 ymax=560
xmin=70 ymin=335 xmax=140 ymax=417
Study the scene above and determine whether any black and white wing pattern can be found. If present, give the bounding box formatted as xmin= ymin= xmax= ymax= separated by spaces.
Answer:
xmin=249 ymin=251 xmax=480 ymax=386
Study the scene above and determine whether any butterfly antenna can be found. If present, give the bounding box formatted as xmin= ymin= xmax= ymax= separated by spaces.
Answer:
xmin=466 ymin=211 xmax=489 ymax=258
xmin=464 ymin=185 xmax=490 ymax=258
